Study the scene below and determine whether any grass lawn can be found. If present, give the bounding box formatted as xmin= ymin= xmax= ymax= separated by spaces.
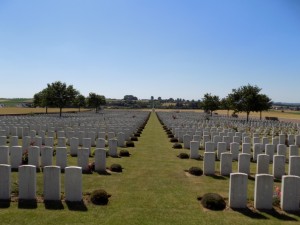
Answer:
xmin=1 ymin=112 xmax=300 ymax=225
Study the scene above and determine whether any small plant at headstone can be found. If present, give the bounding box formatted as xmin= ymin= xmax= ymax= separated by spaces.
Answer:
xmin=173 ymin=143 xmax=182 ymax=149
xmin=166 ymin=130 xmax=172 ymax=135
xmin=126 ymin=141 xmax=135 ymax=147
xmin=188 ymin=166 xmax=203 ymax=176
xmin=134 ymin=133 xmax=140 ymax=137
xmin=22 ymin=150 xmax=28 ymax=165
xmin=87 ymin=162 xmax=95 ymax=174
xmin=119 ymin=149 xmax=130 ymax=157
xmin=199 ymin=193 xmax=226 ymax=210
xmin=177 ymin=152 xmax=189 ymax=159
xmin=170 ymin=137 xmax=178 ymax=143
xmin=90 ymin=189 xmax=111 ymax=205
xmin=110 ymin=163 xmax=123 ymax=172
xmin=168 ymin=134 xmax=174 ymax=138
xmin=272 ymin=185 xmax=281 ymax=207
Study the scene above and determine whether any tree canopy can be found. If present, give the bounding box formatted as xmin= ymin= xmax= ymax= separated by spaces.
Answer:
xmin=201 ymin=93 xmax=220 ymax=116
xmin=87 ymin=92 xmax=106 ymax=113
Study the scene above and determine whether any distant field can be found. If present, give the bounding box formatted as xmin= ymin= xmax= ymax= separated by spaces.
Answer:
xmin=0 ymin=98 xmax=33 ymax=107
xmin=0 ymin=107 xmax=91 ymax=115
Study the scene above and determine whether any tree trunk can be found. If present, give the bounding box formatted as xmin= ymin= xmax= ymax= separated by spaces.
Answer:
xmin=59 ymin=107 xmax=62 ymax=117
xmin=227 ymin=110 xmax=229 ymax=117
xmin=211 ymin=111 xmax=213 ymax=116
xmin=260 ymin=111 xmax=262 ymax=120
xmin=46 ymin=106 xmax=48 ymax=114
xmin=246 ymin=112 xmax=250 ymax=122
xmin=78 ymin=107 xmax=80 ymax=112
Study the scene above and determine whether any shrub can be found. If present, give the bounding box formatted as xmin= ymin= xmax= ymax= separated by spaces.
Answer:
xmin=90 ymin=189 xmax=111 ymax=205
xmin=166 ymin=130 xmax=172 ymax=135
xmin=134 ymin=133 xmax=140 ymax=137
xmin=126 ymin=141 xmax=135 ymax=147
xmin=170 ymin=137 xmax=178 ymax=143
xmin=110 ymin=164 xmax=122 ymax=172
xmin=119 ymin=150 xmax=130 ymax=157
xmin=173 ymin=143 xmax=182 ymax=149
xmin=200 ymin=193 xmax=226 ymax=210
xmin=131 ymin=137 xmax=138 ymax=141
xmin=168 ymin=134 xmax=174 ymax=138
xmin=188 ymin=166 xmax=203 ymax=176
xmin=178 ymin=152 xmax=189 ymax=159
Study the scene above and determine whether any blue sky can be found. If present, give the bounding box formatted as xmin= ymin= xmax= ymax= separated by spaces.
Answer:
xmin=0 ymin=0 xmax=299 ymax=102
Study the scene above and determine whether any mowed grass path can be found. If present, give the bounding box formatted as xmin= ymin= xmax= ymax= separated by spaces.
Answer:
xmin=1 ymin=112 xmax=300 ymax=225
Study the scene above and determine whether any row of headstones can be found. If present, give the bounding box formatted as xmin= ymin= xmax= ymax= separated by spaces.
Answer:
xmin=157 ymin=111 xmax=299 ymax=136
xmin=200 ymin=151 xmax=300 ymax=179
xmin=188 ymin=138 xmax=300 ymax=162
xmin=0 ymin=146 xmax=108 ymax=172
xmin=0 ymin=127 xmax=133 ymax=143
xmin=0 ymin=134 xmax=125 ymax=153
xmin=180 ymin=131 xmax=300 ymax=148
xmin=157 ymin=111 xmax=299 ymax=129
xmin=229 ymin=173 xmax=300 ymax=211
xmin=0 ymin=164 xmax=83 ymax=202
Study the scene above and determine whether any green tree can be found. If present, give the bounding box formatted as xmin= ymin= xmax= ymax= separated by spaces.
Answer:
xmin=201 ymin=93 xmax=220 ymax=116
xmin=33 ymin=88 xmax=52 ymax=114
xmin=46 ymin=81 xmax=79 ymax=117
xmin=256 ymin=94 xmax=272 ymax=120
xmin=74 ymin=94 xmax=86 ymax=112
xmin=230 ymin=84 xmax=271 ymax=121
xmin=87 ymin=92 xmax=106 ymax=113
xmin=220 ymin=95 xmax=234 ymax=117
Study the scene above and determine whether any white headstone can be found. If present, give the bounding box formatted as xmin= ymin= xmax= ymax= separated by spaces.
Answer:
xmin=94 ymin=148 xmax=107 ymax=172
xmin=220 ymin=152 xmax=232 ymax=176
xmin=254 ymin=174 xmax=273 ymax=210
xmin=10 ymin=146 xmax=22 ymax=169
xmin=238 ymin=153 xmax=251 ymax=175
xmin=56 ymin=147 xmax=67 ymax=170
xmin=288 ymin=156 xmax=300 ymax=176
xmin=41 ymin=146 xmax=53 ymax=167
xmin=0 ymin=164 xmax=11 ymax=200
xmin=229 ymin=173 xmax=248 ymax=208
xmin=256 ymin=154 xmax=270 ymax=174
xmin=273 ymin=155 xmax=285 ymax=179
xmin=19 ymin=165 xmax=36 ymax=200
xmin=65 ymin=166 xmax=82 ymax=202
xmin=203 ymin=152 xmax=215 ymax=175
xmin=280 ymin=175 xmax=300 ymax=211
xmin=43 ymin=166 xmax=61 ymax=201
xmin=0 ymin=146 xmax=9 ymax=164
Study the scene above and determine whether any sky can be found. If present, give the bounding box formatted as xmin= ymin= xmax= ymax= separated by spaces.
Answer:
xmin=0 ymin=0 xmax=299 ymax=102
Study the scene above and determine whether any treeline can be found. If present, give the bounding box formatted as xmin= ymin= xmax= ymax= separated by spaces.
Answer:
xmin=33 ymin=81 xmax=105 ymax=117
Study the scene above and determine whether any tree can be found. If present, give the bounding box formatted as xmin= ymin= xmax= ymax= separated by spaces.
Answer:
xmin=256 ymin=94 xmax=272 ymax=120
xmin=46 ymin=81 xmax=78 ymax=117
xmin=123 ymin=95 xmax=138 ymax=101
xmin=87 ymin=92 xmax=106 ymax=113
xmin=230 ymin=84 xmax=271 ymax=121
xmin=33 ymin=88 xmax=52 ymax=114
xmin=201 ymin=93 xmax=220 ymax=116
xmin=220 ymin=95 xmax=234 ymax=117
xmin=74 ymin=94 xmax=86 ymax=112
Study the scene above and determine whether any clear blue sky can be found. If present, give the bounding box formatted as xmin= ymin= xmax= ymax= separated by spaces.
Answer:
xmin=0 ymin=0 xmax=299 ymax=102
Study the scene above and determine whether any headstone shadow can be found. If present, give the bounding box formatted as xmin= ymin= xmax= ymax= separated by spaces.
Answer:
xmin=66 ymin=200 xmax=88 ymax=211
xmin=232 ymin=207 xmax=268 ymax=220
xmin=260 ymin=209 xmax=298 ymax=221
xmin=0 ymin=200 xmax=10 ymax=208
xmin=18 ymin=199 xmax=38 ymax=209
xmin=44 ymin=200 xmax=64 ymax=210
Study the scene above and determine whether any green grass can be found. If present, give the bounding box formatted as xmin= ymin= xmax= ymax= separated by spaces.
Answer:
xmin=1 ymin=112 xmax=300 ymax=225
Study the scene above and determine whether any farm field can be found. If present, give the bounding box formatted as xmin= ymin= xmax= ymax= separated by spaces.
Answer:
xmin=0 ymin=112 xmax=299 ymax=225
xmin=0 ymin=108 xmax=91 ymax=115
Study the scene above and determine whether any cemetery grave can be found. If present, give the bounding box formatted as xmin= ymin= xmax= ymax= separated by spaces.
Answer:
xmin=0 ymin=110 xmax=300 ymax=224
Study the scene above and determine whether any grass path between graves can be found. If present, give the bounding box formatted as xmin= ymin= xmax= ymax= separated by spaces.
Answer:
xmin=1 ymin=112 xmax=300 ymax=225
